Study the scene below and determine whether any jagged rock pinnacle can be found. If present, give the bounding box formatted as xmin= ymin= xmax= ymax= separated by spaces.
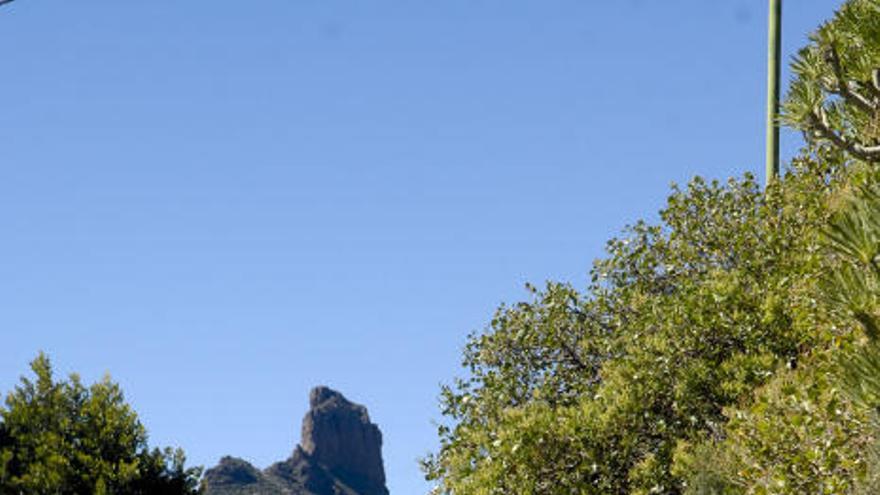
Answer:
xmin=203 ymin=387 xmax=389 ymax=495
xmin=300 ymin=386 xmax=386 ymax=491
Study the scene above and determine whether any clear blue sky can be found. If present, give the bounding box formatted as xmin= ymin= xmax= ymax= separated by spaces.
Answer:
xmin=0 ymin=1 xmax=841 ymax=493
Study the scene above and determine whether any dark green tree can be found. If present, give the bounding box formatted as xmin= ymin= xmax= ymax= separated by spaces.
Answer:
xmin=0 ymin=354 xmax=202 ymax=495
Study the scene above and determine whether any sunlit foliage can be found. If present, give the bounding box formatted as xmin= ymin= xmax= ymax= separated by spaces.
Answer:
xmin=0 ymin=354 xmax=202 ymax=495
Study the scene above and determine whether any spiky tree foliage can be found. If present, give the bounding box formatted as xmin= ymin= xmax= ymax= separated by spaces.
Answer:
xmin=825 ymin=185 xmax=880 ymax=342
xmin=823 ymin=185 xmax=880 ymax=492
xmin=783 ymin=0 xmax=880 ymax=162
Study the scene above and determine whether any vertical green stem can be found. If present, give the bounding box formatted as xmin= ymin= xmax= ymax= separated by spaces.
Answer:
xmin=766 ymin=0 xmax=782 ymax=184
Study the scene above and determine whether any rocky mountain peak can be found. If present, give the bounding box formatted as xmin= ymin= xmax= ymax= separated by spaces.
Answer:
xmin=300 ymin=386 xmax=385 ymax=491
xmin=308 ymin=386 xmax=349 ymax=409
xmin=203 ymin=387 xmax=388 ymax=495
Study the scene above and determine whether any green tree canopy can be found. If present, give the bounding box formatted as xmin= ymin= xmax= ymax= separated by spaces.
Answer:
xmin=674 ymin=172 xmax=880 ymax=495
xmin=423 ymin=153 xmax=852 ymax=494
xmin=425 ymin=1 xmax=880 ymax=493
xmin=0 ymin=354 xmax=202 ymax=495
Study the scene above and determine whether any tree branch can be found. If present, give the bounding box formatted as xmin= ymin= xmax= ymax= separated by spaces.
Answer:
xmin=860 ymin=77 xmax=880 ymax=101
xmin=811 ymin=108 xmax=880 ymax=161
xmin=824 ymin=44 xmax=878 ymax=113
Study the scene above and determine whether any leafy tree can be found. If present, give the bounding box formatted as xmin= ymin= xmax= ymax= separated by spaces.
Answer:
xmin=423 ymin=153 xmax=848 ymax=494
xmin=673 ymin=177 xmax=880 ymax=495
xmin=673 ymin=352 xmax=874 ymax=494
xmin=129 ymin=447 xmax=203 ymax=495
xmin=671 ymin=2 xmax=880 ymax=488
xmin=426 ymin=2 xmax=880 ymax=493
xmin=0 ymin=353 xmax=202 ymax=495
xmin=783 ymin=0 xmax=880 ymax=162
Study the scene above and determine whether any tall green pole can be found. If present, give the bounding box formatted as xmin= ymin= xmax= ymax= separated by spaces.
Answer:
xmin=765 ymin=0 xmax=782 ymax=184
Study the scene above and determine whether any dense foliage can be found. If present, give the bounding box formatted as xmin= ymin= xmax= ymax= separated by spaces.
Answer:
xmin=0 ymin=354 xmax=202 ymax=495
xmin=674 ymin=179 xmax=880 ymax=495
xmin=424 ymin=154 xmax=846 ymax=494
xmin=425 ymin=1 xmax=880 ymax=493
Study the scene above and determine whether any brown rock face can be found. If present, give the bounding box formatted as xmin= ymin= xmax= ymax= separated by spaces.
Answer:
xmin=300 ymin=387 xmax=386 ymax=492
xmin=203 ymin=387 xmax=389 ymax=495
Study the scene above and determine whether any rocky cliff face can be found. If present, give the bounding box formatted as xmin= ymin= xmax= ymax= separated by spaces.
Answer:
xmin=203 ymin=387 xmax=389 ymax=495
